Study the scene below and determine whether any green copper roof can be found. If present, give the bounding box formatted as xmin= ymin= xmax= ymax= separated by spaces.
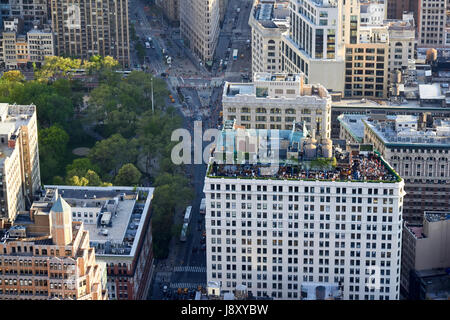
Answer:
xmin=51 ymin=196 xmax=71 ymax=214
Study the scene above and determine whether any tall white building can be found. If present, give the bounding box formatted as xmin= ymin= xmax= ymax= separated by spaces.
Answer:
xmin=204 ymin=123 xmax=405 ymax=300
xmin=281 ymin=0 xmax=346 ymax=93
xmin=222 ymin=73 xmax=332 ymax=139
xmin=180 ymin=0 xmax=220 ymax=64
xmin=0 ymin=103 xmax=41 ymax=228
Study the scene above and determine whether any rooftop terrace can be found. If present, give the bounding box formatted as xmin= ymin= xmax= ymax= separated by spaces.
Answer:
xmin=208 ymin=151 xmax=399 ymax=183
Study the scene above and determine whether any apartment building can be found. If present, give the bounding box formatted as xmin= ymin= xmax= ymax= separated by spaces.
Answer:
xmin=418 ymin=0 xmax=450 ymax=48
xmin=180 ymin=0 xmax=220 ymax=64
xmin=386 ymin=18 xmax=415 ymax=82
xmin=222 ymin=73 xmax=332 ymax=139
xmin=249 ymin=1 xmax=289 ymax=76
xmin=0 ymin=19 xmax=54 ymax=69
xmin=33 ymin=186 xmax=155 ymax=300
xmin=344 ymin=26 xmax=389 ymax=99
xmin=26 ymin=27 xmax=54 ymax=65
xmin=363 ymin=114 xmax=450 ymax=222
xmin=50 ymin=0 xmax=130 ymax=68
xmin=281 ymin=0 xmax=345 ymax=93
xmin=0 ymin=194 xmax=108 ymax=300
xmin=155 ymin=0 xmax=179 ymax=25
xmin=2 ymin=0 xmax=48 ymax=28
xmin=204 ymin=123 xmax=405 ymax=300
xmin=360 ymin=1 xmax=387 ymax=25
xmin=0 ymin=103 xmax=40 ymax=229
xmin=401 ymin=211 xmax=450 ymax=297
xmin=387 ymin=0 xmax=419 ymax=25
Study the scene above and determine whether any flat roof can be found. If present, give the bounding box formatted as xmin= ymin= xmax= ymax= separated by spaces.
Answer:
xmin=364 ymin=116 xmax=450 ymax=147
xmin=337 ymin=114 xmax=368 ymax=142
xmin=419 ymin=84 xmax=445 ymax=100
xmin=43 ymin=186 xmax=154 ymax=257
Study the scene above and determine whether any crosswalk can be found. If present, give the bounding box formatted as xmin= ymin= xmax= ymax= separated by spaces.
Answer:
xmin=173 ymin=266 xmax=206 ymax=273
xmin=169 ymin=282 xmax=206 ymax=289
xmin=154 ymin=272 xmax=172 ymax=282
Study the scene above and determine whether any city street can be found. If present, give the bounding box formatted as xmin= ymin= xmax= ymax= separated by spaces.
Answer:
xmin=129 ymin=0 xmax=253 ymax=300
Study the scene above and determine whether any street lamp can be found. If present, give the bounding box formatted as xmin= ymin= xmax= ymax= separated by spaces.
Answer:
xmin=151 ymin=77 xmax=154 ymax=113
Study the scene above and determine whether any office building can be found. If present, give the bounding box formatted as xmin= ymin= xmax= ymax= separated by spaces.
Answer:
xmin=387 ymin=0 xmax=419 ymax=24
xmin=360 ymin=1 xmax=387 ymax=25
xmin=344 ymin=25 xmax=389 ymax=99
xmin=418 ymin=0 xmax=450 ymax=48
xmin=281 ymin=0 xmax=346 ymax=93
xmin=249 ymin=0 xmax=289 ymax=75
xmin=1 ymin=0 xmax=48 ymax=28
xmin=222 ymin=73 xmax=332 ymax=139
xmin=32 ymin=186 xmax=155 ymax=300
xmin=0 ymin=194 xmax=108 ymax=300
xmin=337 ymin=114 xmax=368 ymax=143
xmin=180 ymin=0 xmax=220 ymax=64
xmin=204 ymin=122 xmax=405 ymax=300
xmin=386 ymin=17 xmax=416 ymax=82
xmin=401 ymin=211 xmax=450 ymax=297
xmin=363 ymin=114 xmax=450 ymax=222
xmin=155 ymin=0 xmax=179 ymax=25
xmin=0 ymin=18 xmax=54 ymax=69
xmin=0 ymin=103 xmax=40 ymax=229
xmin=50 ymin=0 xmax=130 ymax=67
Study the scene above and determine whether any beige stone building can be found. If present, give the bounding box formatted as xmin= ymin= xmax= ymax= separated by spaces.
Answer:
xmin=180 ymin=0 xmax=220 ymax=64
xmin=363 ymin=114 xmax=450 ymax=222
xmin=386 ymin=18 xmax=415 ymax=82
xmin=0 ymin=25 xmax=54 ymax=69
xmin=418 ymin=0 xmax=450 ymax=48
xmin=37 ymin=186 xmax=155 ymax=300
xmin=222 ymin=73 xmax=331 ymax=139
xmin=401 ymin=211 xmax=450 ymax=295
xmin=50 ymin=0 xmax=130 ymax=68
xmin=344 ymin=26 xmax=389 ymax=99
xmin=249 ymin=0 xmax=289 ymax=76
xmin=0 ymin=104 xmax=40 ymax=229
xmin=0 ymin=194 xmax=108 ymax=300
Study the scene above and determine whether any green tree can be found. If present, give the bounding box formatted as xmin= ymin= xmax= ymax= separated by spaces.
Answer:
xmin=114 ymin=163 xmax=142 ymax=186
xmin=39 ymin=126 xmax=70 ymax=183
xmin=88 ymin=133 xmax=138 ymax=175
xmin=85 ymin=170 xmax=103 ymax=186
xmin=35 ymin=56 xmax=82 ymax=82
xmin=1 ymin=70 xmax=25 ymax=82
xmin=67 ymin=176 xmax=89 ymax=186
xmin=65 ymin=158 xmax=101 ymax=183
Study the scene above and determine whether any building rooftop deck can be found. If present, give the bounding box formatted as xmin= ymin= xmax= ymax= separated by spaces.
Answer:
xmin=208 ymin=151 xmax=400 ymax=183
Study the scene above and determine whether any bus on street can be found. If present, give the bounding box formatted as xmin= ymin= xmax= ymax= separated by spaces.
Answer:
xmin=233 ymin=49 xmax=238 ymax=60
